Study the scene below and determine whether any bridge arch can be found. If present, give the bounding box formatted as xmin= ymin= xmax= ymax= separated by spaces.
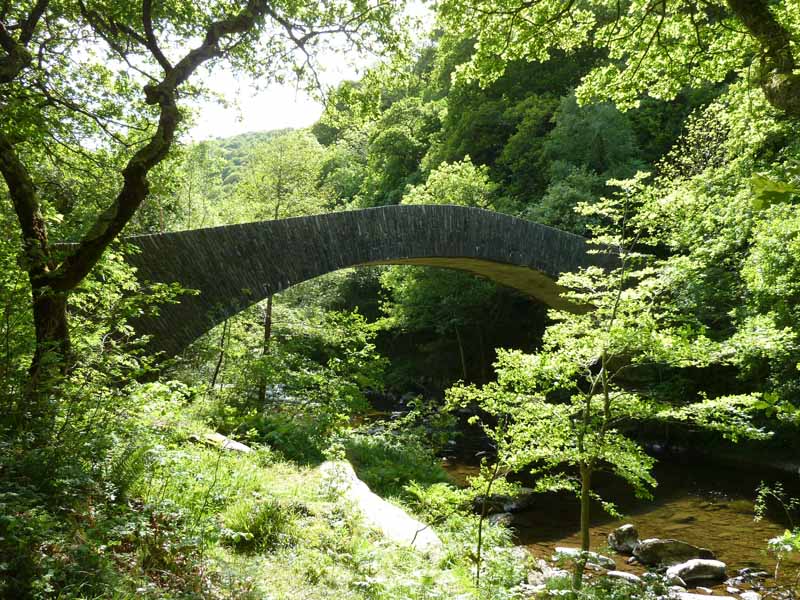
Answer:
xmin=126 ymin=205 xmax=612 ymax=356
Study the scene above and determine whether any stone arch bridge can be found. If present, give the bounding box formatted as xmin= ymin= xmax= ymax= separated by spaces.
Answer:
xmin=126 ymin=205 xmax=614 ymax=356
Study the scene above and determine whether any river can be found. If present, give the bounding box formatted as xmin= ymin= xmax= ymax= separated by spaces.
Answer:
xmin=443 ymin=456 xmax=800 ymax=595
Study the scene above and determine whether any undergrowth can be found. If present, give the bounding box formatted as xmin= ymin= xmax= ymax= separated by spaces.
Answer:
xmin=0 ymin=382 xmax=530 ymax=600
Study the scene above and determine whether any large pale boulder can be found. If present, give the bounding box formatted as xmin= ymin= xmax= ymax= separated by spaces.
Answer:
xmin=191 ymin=432 xmax=253 ymax=453
xmin=666 ymin=559 xmax=727 ymax=584
xmin=633 ymin=538 xmax=715 ymax=566
xmin=319 ymin=461 xmax=442 ymax=554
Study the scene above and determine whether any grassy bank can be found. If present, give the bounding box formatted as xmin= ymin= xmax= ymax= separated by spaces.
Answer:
xmin=1 ymin=383 xmax=529 ymax=599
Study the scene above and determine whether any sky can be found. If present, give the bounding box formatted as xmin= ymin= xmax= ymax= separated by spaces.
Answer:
xmin=188 ymin=1 xmax=433 ymax=142
xmin=188 ymin=59 xmax=356 ymax=141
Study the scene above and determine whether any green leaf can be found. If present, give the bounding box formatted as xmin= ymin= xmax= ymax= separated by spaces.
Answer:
xmin=750 ymin=174 xmax=800 ymax=210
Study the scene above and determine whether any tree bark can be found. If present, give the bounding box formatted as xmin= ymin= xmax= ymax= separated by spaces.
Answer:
xmin=455 ymin=325 xmax=468 ymax=381
xmin=572 ymin=463 xmax=592 ymax=590
xmin=209 ymin=320 xmax=228 ymax=391
xmin=727 ymin=0 xmax=800 ymax=117
xmin=24 ymin=286 xmax=69 ymax=430
xmin=256 ymin=295 xmax=273 ymax=405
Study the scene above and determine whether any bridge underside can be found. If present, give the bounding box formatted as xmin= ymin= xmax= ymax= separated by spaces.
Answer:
xmin=125 ymin=205 xmax=612 ymax=356
xmin=364 ymin=257 xmax=578 ymax=311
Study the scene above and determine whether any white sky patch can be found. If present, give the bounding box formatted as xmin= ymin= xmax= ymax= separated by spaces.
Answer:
xmin=187 ymin=55 xmax=357 ymax=142
xmin=187 ymin=1 xmax=434 ymax=142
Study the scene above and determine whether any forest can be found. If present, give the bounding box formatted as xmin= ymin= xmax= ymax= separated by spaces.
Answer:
xmin=1 ymin=0 xmax=800 ymax=599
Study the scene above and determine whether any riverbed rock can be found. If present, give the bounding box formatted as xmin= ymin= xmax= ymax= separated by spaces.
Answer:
xmin=606 ymin=570 xmax=642 ymax=585
xmin=739 ymin=592 xmax=761 ymax=600
xmin=666 ymin=559 xmax=727 ymax=584
xmin=608 ymin=524 xmax=639 ymax=554
xmin=528 ymin=559 xmax=570 ymax=587
xmin=674 ymin=594 xmax=736 ymax=600
xmin=488 ymin=512 xmax=515 ymax=527
xmin=666 ymin=573 xmax=687 ymax=587
xmin=319 ymin=461 xmax=442 ymax=554
xmin=474 ymin=488 xmax=536 ymax=514
xmin=190 ymin=432 xmax=253 ymax=453
xmin=633 ymin=538 xmax=715 ymax=566
xmin=553 ymin=546 xmax=616 ymax=570
xmin=695 ymin=586 xmax=714 ymax=594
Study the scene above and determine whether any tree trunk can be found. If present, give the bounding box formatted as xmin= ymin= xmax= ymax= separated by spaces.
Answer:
xmin=25 ymin=285 xmax=70 ymax=431
xmin=209 ymin=320 xmax=228 ymax=391
xmin=478 ymin=325 xmax=488 ymax=384
xmin=257 ymin=295 xmax=273 ymax=405
xmin=727 ymin=0 xmax=800 ymax=117
xmin=573 ymin=463 xmax=592 ymax=589
xmin=455 ymin=325 xmax=468 ymax=381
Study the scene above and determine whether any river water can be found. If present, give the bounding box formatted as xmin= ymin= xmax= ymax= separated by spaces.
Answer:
xmin=443 ymin=457 xmax=800 ymax=594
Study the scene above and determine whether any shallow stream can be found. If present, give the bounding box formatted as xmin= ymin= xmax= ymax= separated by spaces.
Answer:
xmin=444 ymin=457 xmax=800 ymax=595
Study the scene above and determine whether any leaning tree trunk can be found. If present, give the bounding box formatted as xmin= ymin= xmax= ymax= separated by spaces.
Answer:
xmin=209 ymin=320 xmax=229 ymax=391
xmin=256 ymin=295 xmax=273 ymax=405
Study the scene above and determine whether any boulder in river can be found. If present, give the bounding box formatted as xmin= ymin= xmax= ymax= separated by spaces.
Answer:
xmin=633 ymin=538 xmax=715 ymax=566
xmin=608 ymin=524 xmax=639 ymax=554
xmin=553 ymin=546 xmax=616 ymax=570
xmin=488 ymin=512 xmax=515 ymax=527
xmin=674 ymin=594 xmax=736 ymax=600
xmin=666 ymin=558 xmax=727 ymax=584
xmin=474 ymin=487 xmax=536 ymax=514
xmin=606 ymin=570 xmax=642 ymax=585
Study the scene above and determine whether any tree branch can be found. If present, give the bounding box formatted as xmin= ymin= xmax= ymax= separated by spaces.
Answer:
xmin=51 ymin=0 xmax=272 ymax=290
xmin=142 ymin=0 xmax=172 ymax=72
xmin=20 ymin=0 xmax=49 ymax=44
xmin=727 ymin=0 xmax=800 ymax=116
xmin=0 ymin=132 xmax=52 ymax=280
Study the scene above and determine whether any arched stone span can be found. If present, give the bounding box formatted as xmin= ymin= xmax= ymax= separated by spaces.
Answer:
xmin=126 ymin=205 xmax=614 ymax=356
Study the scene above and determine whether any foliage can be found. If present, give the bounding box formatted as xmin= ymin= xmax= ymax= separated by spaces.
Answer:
xmin=540 ymin=573 xmax=670 ymax=600
xmin=447 ymin=173 xmax=771 ymax=585
xmin=343 ymin=403 xmax=454 ymax=498
xmin=184 ymin=298 xmax=387 ymax=464
xmin=403 ymin=157 xmax=499 ymax=209
xmin=437 ymin=0 xmax=800 ymax=117
xmin=221 ymin=497 xmax=301 ymax=553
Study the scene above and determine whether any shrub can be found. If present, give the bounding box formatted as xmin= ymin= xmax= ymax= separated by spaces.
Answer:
xmin=221 ymin=497 xmax=300 ymax=553
xmin=344 ymin=428 xmax=449 ymax=498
